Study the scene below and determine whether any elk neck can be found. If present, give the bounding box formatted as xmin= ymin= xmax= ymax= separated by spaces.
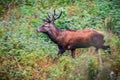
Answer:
xmin=46 ymin=25 xmax=62 ymax=43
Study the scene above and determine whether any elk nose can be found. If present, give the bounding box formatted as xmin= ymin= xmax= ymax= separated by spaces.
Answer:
xmin=36 ymin=29 xmax=40 ymax=32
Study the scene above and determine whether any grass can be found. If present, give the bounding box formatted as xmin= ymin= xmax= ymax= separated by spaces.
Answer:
xmin=0 ymin=0 xmax=120 ymax=80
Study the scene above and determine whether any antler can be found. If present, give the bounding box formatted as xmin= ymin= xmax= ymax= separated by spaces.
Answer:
xmin=42 ymin=10 xmax=62 ymax=22
xmin=47 ymin=13 xmax=51 ymax=19
xmin=52 ymin=10 xmax=62 ymax=21
xmin=41 ymin=13 xmax=51 ymax=22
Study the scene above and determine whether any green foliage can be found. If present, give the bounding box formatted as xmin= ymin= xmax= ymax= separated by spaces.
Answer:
xmin=87 ymin=58 xmax=98 ymax=80
xmin=0 ymin=0 xmax=120 ymax=80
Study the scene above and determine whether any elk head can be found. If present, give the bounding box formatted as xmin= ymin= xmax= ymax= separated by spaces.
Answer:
xmin=36 ymin=10 xmax=62 ymax=33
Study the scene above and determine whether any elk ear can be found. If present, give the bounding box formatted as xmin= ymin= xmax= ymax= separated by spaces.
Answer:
xmin=47 ymin=20 xmax=52 ymax=23
xmin=41 ymin=18 xmax=49 ymax=22
xmin=51 ymin=20 xmax=54 ymax=22
xmin=47 ymin=20 xmax=54 ymax=23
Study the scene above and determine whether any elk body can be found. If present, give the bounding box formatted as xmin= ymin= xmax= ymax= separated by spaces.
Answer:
xmin=36 ymin=10 xmax=111 ymax=58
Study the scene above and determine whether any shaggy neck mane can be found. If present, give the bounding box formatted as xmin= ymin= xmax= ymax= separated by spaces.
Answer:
xmin=46 ymin=26 xmax=62 ymax=43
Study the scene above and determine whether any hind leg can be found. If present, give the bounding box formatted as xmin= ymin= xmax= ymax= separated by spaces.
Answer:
xmin=101 ymin=45 xmax=111 ymax=55
xmin=94 ymin=47 xmax=103 ymax=68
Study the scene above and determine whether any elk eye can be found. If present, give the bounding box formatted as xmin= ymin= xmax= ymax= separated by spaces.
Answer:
xmin=44 ymin=26 xmax=47 ymax=27
xmin=43 ymin=25 xmax=46 ymax=27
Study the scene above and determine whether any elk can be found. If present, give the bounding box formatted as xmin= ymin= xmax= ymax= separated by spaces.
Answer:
xmin=36 ymin=10 xmax=111 ymax=58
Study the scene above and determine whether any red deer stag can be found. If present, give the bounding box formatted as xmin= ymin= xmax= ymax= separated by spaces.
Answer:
xmin=36 ymin=10 xmax=111 ymax=58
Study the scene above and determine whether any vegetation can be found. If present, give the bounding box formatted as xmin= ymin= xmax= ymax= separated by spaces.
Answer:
xmin=0 ymin=0 xmax=120 ymax=80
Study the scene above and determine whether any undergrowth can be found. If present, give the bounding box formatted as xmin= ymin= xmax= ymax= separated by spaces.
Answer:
xmin=0 ymin=0 xmax=120 ymax=80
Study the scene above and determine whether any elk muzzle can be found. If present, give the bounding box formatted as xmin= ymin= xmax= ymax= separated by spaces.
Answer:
xmin=36 ymin=29 xmax=41 ymax=32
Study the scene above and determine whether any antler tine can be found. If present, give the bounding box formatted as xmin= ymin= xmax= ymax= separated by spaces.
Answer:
xmin=41 ymin=16 xmax=50 ymax=22
xmin=47 ymin=13 xmax=51 ymax=19
xmin=54 ymin=10 xmax=62 ymax=20
xmin=53 ymin=9 xmax=56 ymax=16
xmin=51 ymin=9 xmax=56 ymax=21
xmin=41 ymin=18 xmax=49 ymax=22
xmin=41 ymin=12 xmax=51 ymax=22
xmin=52 ymin=14 xmax=55 ymax=21
xmin=52 ymin=10 xmax=62 ymax=21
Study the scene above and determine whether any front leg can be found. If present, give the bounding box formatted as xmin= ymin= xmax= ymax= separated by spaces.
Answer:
xmin=71 ymin=49 xmax=75 ymax=58
xmin=57 ymin=49 xmax=65 ymax=56
xmin=53 ymin=48 xmax=65 ymax=62
xmin=57 ymin=46 xmax=65 ymax=56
